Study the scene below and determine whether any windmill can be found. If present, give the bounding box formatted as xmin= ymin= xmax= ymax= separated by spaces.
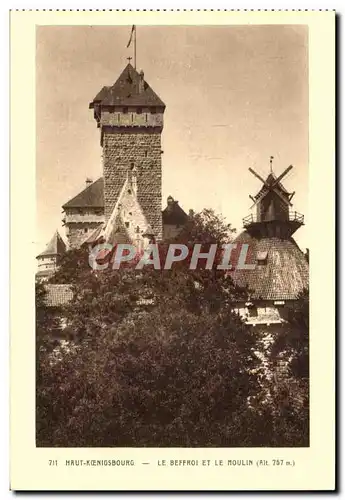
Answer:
xmin=230 ymin=157 xmax=309 ymax=321
xmin=243 ymin=158 xmax=304 ymax=238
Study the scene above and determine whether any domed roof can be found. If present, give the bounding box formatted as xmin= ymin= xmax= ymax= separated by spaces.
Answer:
xmin=230 ymin=231 xmax=309 ymax=301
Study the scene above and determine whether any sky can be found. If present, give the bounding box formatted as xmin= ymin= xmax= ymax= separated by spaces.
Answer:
xmin=36 ymin=25 xmax=308 ymax=254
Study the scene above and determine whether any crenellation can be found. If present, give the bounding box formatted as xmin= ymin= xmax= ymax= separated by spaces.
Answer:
xmin=101 ymin=109 xmax=164 ymax=128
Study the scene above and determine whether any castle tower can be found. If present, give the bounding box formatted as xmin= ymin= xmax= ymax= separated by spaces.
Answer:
xmin=89 ymin=63 xmax=165 ymax=240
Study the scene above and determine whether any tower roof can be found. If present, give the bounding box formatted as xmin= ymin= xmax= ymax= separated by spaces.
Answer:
xmin=162 ymin=196 xmax=188 ymax=225
xmin=253 ymin=172 xmax=291 ymax=202
xmin=43 ymin=284 xmax=73 ymax=307
xmin=37 ymin=231 xmax=66 ymax=258
xmin=62 ymin=178 xmax=104 ymax=209
xmin=231 ymin=232 xmax=309 ymax=301
xmin=89 ymin=63 xmax=165 ymax=109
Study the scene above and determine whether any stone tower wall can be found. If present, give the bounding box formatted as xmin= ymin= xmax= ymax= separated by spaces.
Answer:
xmin=66 ymin=222 xmax=103 ymax=249
xmin=103 ymin=127 xmax=162 ymax=240
xmin=63 ymin=208 xmax=105 ymax=249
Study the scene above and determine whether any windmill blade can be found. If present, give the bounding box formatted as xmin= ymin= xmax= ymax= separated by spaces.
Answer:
xmin=289 ymin=191 xmax=295 ymax=202
xmin=250 ymin=187 xmax=269 ymax=209
xmin=250 ymin=183 xmax=292 ymax=209
xmin=272 ymin=165 xmax=293 ymax=187
xmin=248 ymin=167 xmax=269 ymax=186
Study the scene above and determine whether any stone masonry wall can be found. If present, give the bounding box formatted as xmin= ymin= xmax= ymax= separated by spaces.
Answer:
xmin=163 ymin=224 xmax=184 ymax=241
xmin=66 ymin=222 xmax=103 ymax=249
xmin=103 ymin=129 xmax=162 ymax=240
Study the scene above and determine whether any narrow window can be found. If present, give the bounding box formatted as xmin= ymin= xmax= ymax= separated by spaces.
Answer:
xmin=257 ymin=251 xmax=268 ymax=266
xmin=84 ymin=228 xmax=88 ymax=234
xmin=248 ymin=307 xmax=257 ymax=318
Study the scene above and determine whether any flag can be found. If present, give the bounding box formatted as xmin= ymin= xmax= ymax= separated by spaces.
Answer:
xmin=126 ymin=25 xmax=135 ymax=48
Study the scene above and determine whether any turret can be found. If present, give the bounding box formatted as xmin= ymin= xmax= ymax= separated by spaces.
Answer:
xmin=36 ymin=230 xmax=66 ymax=280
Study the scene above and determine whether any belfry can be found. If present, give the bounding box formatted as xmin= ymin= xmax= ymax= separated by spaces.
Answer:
xmin=59 ymin=61 xmax=187 ymax=252
xmin=89 ymin=63 xmax=166 ymax=240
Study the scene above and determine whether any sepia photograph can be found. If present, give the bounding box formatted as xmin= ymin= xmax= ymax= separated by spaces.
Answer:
xmin=35 ymin=24 xmax=310 ymax=448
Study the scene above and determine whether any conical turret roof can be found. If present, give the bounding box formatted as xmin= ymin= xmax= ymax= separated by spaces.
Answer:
xmin=37 ymin=231 xmax=66 ymax=258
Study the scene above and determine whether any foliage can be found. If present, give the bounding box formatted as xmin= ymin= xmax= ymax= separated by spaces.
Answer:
xmin=49 ymin=246 xmax=91 ymax=284
xmin=272 ymin=288 xmax=309 ymax=380
xmin=250 ymin=289 xmax=309 ymax=446
xmin=37 ymin=304 xmax=262 ymax=447
xmin=35 ymin=281 xmax=63 ymax=355
xmin=174 ymin=208 xmax=236 ymax=245
xmin=36 ymin=209 xmax=309 ymax=447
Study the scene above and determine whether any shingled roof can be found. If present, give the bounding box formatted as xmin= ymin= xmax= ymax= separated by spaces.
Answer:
xmin=62 ymin=178 xmax=104 ymax=209
xmin=80 ymin=224 xmax=105 ymax=246
xmin=162 ymin=196 xmax=188 ymax=225
xmin=89 ymin=63 xmax=165 ymax=109
xmin=37 ymin=231 xmax=66 ymax=258
xmin=44 ymin=284 xmax=73 ymax=307
xmin=230 ymin=232 xmax=309 ymax=301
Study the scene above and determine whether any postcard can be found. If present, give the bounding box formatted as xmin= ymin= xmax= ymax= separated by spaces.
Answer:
xmin=10 ymin=10 xmax=335 ymax=491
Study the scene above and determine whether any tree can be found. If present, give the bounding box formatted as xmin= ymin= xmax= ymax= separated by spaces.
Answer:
xmin=36 ymin=209 xmax=309 ymax=447
xmin=35 ymin=281 xmax=63 ymax=354
xmin=272 ymin=289 xmax=309 ymax=380
xmin=37 ymin=302 xmax=262 ymax=447
xmin=249 ymin=289 xmax=309 ymax=446
xmin=49 ymin=246 xmax=92 ymax=284
xmin=174 ymin=208 xmax=236 ymax=245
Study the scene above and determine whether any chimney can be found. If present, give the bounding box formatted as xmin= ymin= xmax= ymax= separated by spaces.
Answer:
xmin=85 ymin=177 xmax=93 ymax=187
xmin=139 ymin=70 xmax=145 ymax=94
xmin=167 ymin=195 xmax=174 ymax=206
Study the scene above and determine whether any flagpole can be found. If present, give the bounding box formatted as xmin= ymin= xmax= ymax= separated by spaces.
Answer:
xmin=134 ymin=25 xmax=137 ymax=69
